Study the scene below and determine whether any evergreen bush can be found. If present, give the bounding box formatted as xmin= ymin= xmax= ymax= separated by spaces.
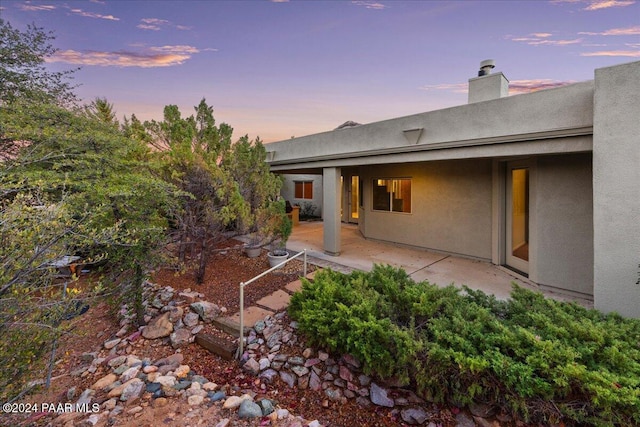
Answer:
xmin=288 ymin=264 xmax=640 ymax=426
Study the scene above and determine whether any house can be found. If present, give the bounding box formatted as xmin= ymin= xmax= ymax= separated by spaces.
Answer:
xmin=266 ymin=60 xmax=640 ymax=318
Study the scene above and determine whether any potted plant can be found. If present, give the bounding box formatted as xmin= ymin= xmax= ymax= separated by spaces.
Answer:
xmin=267 ymin=207 xmax=292 ymax=268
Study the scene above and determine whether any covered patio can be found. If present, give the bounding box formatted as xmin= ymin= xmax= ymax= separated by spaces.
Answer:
xmin=286 ymin=221 xmax=593 ymax=306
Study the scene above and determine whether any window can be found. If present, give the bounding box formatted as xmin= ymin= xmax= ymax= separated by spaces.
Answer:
xmin=294 ymin=181 xmax=313 ymax=199
xmin=372 ymin=178 xmax=411 ymax=213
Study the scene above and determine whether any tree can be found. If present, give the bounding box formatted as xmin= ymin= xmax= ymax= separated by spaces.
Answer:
xmin=0 ymin=100 xmax=178 ymax=399
xmin=148 ymin=99 xmax=250 ymax=283
xmin=85 ymin=97 xmax=118 ymax=128
xmin=0 ymin=19 xmax=77 ymax=106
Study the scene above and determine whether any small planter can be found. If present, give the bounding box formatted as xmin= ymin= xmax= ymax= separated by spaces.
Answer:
xmin=244 ymin=246 xmax=262 ymax=258
xmin=267 ymin=250 xmax=289 ymax=268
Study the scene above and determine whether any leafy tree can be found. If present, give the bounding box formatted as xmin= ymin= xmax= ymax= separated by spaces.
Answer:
xmin=0 ymin=100 xmax=178 ymax=398
xmin=0 ymin=19 xmax=77 ymax=106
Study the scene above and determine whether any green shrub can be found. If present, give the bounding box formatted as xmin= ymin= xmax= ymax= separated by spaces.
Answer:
xmin=288 ymin=264 xmax=640 ymax=426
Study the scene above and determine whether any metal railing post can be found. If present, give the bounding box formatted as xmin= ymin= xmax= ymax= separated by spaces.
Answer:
xmin=303 ymin=249 xmax=307 ymax=277
xmin=238 ymin=282 xmax=245 ymax=358
xmin=235 ymin=249 xmax=309 ymax=359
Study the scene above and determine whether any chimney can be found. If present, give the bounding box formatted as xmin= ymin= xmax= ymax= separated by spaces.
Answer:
xmin=468 ymin=59 xmax=509 ymax=104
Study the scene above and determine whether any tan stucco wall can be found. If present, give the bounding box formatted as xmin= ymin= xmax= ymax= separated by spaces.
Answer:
xmin=280 ymin=174 xmax=323 ymax=217
xmin=360 ymin=159 xmax=493 ymax=259
xmin=593 ymin=61 xmax=640 ymax=318
xmin=267 ymin=81 xmax=594 ymax=168
xmin=533 ymin=153 xmax=594 ymax=296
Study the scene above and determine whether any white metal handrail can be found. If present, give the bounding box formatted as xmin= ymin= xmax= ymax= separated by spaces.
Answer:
xmin=237 ymin=249 xmax=307 ymax=358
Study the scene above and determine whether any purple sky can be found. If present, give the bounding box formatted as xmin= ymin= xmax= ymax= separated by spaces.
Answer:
xmin=2 ymin=0 xmax=639 ymax=142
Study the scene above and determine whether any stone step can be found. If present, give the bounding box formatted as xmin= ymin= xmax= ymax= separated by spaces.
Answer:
xmin=195 ymin=333 xmax=237 ymax=361
xmin=211 ymin=316 xmax=250 ymax=337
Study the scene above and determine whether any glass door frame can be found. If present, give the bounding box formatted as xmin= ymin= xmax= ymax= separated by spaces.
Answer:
xmin=505 ymin=160 xmax=532 ymax=275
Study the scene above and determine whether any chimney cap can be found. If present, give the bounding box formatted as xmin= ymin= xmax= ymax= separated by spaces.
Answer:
xmin=480 ymin=59 xmax=496 ymax=69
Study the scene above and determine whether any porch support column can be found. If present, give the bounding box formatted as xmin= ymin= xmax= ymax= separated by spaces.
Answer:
xmin=593 ymin=61 xmax=640 ymax=318
xmin=323 ymin=167 xmax=341 ymax=256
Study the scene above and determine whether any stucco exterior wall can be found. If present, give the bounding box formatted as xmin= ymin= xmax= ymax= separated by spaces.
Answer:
xmin=267 ymin=81 xmax=594 ymax=167
xmin=593 ymin=61 xmax=640 ymax=317
xmin=360 ymin=159 xmax=493 ymax=259
xmin=280 ymin=174 xmax=323 ymax=217
xmin=533 ymin=153 xmax=594 ymax=296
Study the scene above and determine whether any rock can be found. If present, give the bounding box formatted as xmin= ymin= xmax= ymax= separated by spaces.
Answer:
xmin=120 ymin=366 xmax=140 ymax=383
xmin=80 ymin=352 xmax=97 ymax=363
xmin=455 ymin=412 xmax=476 ymax=427
xmin=154 ymin=353 xmax=184 ymax=367
xmin=215 ymin=419 xmax=230 ymax=427
xmin=318 ymin=351 xmax=329 ymax=361
xmin=266 ymin=330 xmax=282 ymax=348
xmin=287 ymin=356 xmax=305 ymax=366
xmin=202 ymin=382 xmax=217 ymax=391
xmin=126 ymin=405 xmax=143 ymax=415
xmin=302 ymin=348 xmax=313 ymax=358
xmin=66 ymin=386 xmax=77 ymax=401
xmin=191 ymin=325 xmax=204 ymax=334
xmin=308 ymin=421 xmax=322 ymax=427
xmin=358 ymin=374 xmax=371 ymax=386
xmin=242 ymin=358 xmax=260 ymax=375
xmin=107 ymin=355 xmax=127 ymax=368
xmin=258 ymin=357 xmax=271 ymax=371
xmin=154 ymin=375 xmax=177 ymax=387
xmin=298 ymin=374 xmax=309 ymax=390
xmin=183 ymin=312 xmax=200 ymax=327
xmin=174 ymin=364 xmax=190 ymax=378
xmin=370 ymin=383 xmax=394 ymax=408
xmin=291 ymin=365 xmax=309 ymax=377
xmin=190 ymin=301 xmax=221 ymax=323
xmin=324 ymin=387 xmax=342 ymax=401
xmin=238 ymin=399 xmax=262 ymax=418
xmin=280 ymin=371 xmax=296 ymax=388
xmin=276 ymin=408 xmax=290 ymax=419
xmin=179 ymin=289 xmax=203 ymax=304
xmin=142 ymin=312 xmax=173 ymax=339
xmin=469 ymin=402 xmax=495 ymax=418
xmin=257 ymin=399 xmax=275 ymax=416
xmin=342 ymin=353 xmax=361 ymax=369
xmin=146 ymin=382 xmax=161 ymax=394
xmin=210 ymin=391 xmax=226 ymax=402
xmin=143 ymin=365 xmax=158 ymax=374
xmin=76 ymin=389 xmax=94 ymax=406
xmin=223 ymin=395 xmax=250 ymax=409
xmin=473 ymin=416 xmax=495 ymax=427
xmin=339 ymin=365 xmax=354 ymax=382
xmin=188 ymin=394 xmax=205 ymax=406
xmin=120 ymin=378 xmax=145 ymax=402
xmin=153 ymin=397 xmax=168 ymax=408
xmin=170 ymin=328 xmax=192 ymax=348
xmin=92 ymin=374 xmax=117 ymax=390
xmin=126 ymin=355 xmax=142 ymax=367
xmin=259 ymin=369 xmax=279 ymax=384
xmin=309 ymin=370 xmax=322 ymax=391
xmin=104 ymin=338 xmax=121 ymax=350
xmin=167 ymin=306 xmax=184 ymax=322
xmin=103 ymin=398 xmax=117 ymax=411
xmin=401 ymin=407 xmax=430 ymax=425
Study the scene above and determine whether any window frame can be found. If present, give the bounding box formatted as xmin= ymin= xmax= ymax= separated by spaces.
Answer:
xmin=371 ymin=177 xmax=412 ymax=214
xmin=294 ymin=180 xmax=314 ymax=200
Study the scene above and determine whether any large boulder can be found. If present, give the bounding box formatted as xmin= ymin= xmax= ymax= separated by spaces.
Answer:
xmin=190 ymin=301 xmax=222 ymax=323
xmin=142 ymin=312 xmax=173 ymax=339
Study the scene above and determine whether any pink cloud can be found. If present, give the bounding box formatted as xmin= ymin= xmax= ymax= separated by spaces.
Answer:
xmin=19 ymin=4 xmax=56 ymax=11
xmin=421 ymin=79 xmax=576 ymax=94
xmin=352 ymin=1 xmax=388 ymax=10
xmin=69 ymin=8 xmax=119 ymax=20
xmin=46 ymin=47 xmax=200 ymax=68
xmin=579 ymin=25 xmax=640 ymax=36
xmin=581 ymin=50 xmax=640 ymax=57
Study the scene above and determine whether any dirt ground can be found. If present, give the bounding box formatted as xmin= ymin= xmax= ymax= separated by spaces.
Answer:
xmin=3 ymin=241 xmax=452 ymax=427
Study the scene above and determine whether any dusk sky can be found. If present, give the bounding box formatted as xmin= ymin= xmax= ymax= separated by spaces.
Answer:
xmin=2 ymin=0 xmax=639 ymax=142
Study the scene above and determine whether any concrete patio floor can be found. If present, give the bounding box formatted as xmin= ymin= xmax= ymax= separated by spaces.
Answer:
xmin=286 ymin=221 xmax=593 ymax=307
